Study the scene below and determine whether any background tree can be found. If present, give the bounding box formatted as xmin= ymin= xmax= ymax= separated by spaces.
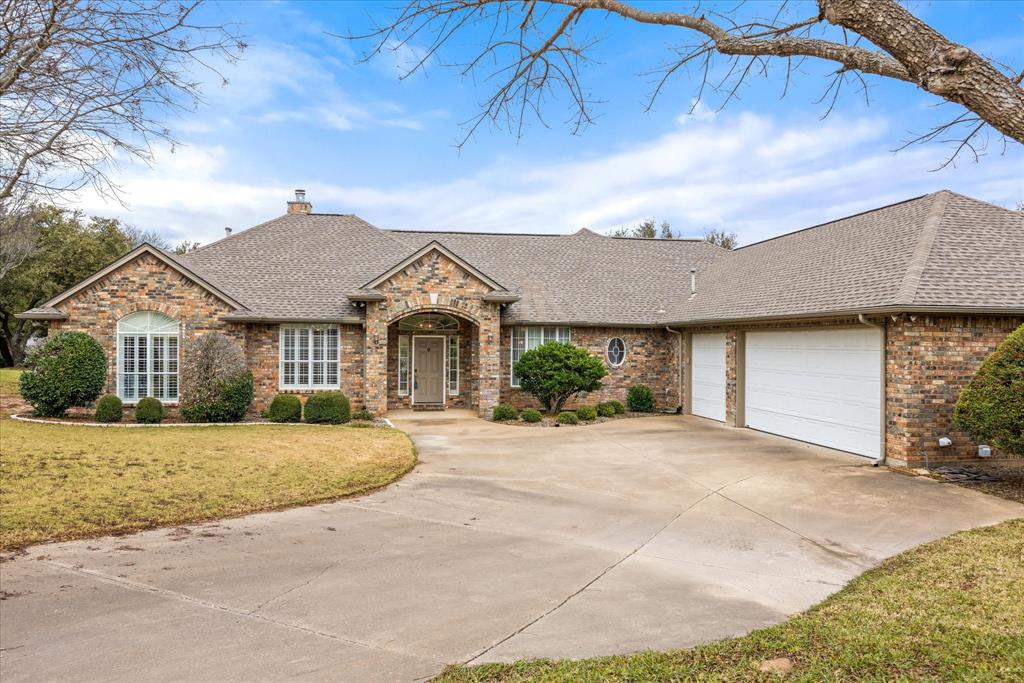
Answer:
xmin=610 ymin=218 xmax=675 ymax=239
xmin=0 ymin=207 xmax=133 ymax=366
xmin=360 ymin=0 xmax=1023 ymax=164
xmin=703 ymin=228 xmax=739 ymax=250
xmin=0 ymin=0 xmax=243 ymax=205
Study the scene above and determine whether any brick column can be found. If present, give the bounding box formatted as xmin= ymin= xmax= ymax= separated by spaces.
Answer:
xmin=724 ymin=330 xmax=744 ymax=427
xmin=363 ymin=303 xmax=389 ymax=415
xmin=477 ymin=305 xmax=501 ymax=418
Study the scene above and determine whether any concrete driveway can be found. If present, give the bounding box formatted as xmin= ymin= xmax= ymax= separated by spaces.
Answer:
xmin=2 ymin=415 xmax=1021 ymax=681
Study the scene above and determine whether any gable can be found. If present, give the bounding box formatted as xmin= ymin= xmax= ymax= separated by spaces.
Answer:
xmin=363 ymin=242 xmax=507 ymax=293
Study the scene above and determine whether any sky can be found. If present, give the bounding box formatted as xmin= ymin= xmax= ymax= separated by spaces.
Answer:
xmin=74 ymin=0 xmax=1024 ymax=248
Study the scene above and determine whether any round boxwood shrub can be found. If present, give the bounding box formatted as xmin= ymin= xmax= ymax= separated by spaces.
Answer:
xmin=520 ymin=408 xmax=543 ymax=423
xmin=514 ymin=341 xmax=608 ymax=414
xmin=492 ymin=404 xmax=519 ymax=421
xmin=627 ymin=384 xmax=655 ymax=413
xmin=19 ymin=332 xmax=107 ymax=417
xmin=556 ymin=410 xmax=579 ymax=425
xmin=94 ymin=394 xmax=123 ymax=423
xmin=953 ymin=324 xmax=1024 ymax=455
xmin=267 ymin=394 xmax=302 ymax=423
xmin=179 ymin=333 xmax=254 ymax=423
xmin=576 ymin=405 xmax=598 ymax=421
xmin=597 ymin=402 xmax=616 ymax=418
xmin=607 ymin=400 xmax=626 ymax=415
xmin=304 ymin=392 xmax=350 ymax=424
xmin=351 ymin=408 xmax=374 ymax=421
xmin=135 ymin=397 xmax=163 ymax=424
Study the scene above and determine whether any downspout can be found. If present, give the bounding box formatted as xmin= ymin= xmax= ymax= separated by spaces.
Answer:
xmin=857 ymin=314 xmax=886 ymax=467
xmin=665 ymin=326 xmax=682 ymax=413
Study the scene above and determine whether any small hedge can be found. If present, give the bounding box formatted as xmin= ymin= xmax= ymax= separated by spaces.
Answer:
xmin=493 ymin=404 xmax=519 ymax=421
xmin=556 ymin=411 xmax=579 ymax=425
xmin=267 ymin=394 xmax=302 ymax=423
xmin=94 ymin=395 xmax=123 ymax=423
xmin=576 ymin=405 xmax=598 ymax=421
xmin=19 ymin=332 xmax=107 ymax=417
xmin=304 ymin=392 xmax=350 ymax=424
xmin=352 ymin=408 xmax=374 ymax=421
xmin=953 ymin=324 xmax=1024 ymax=455
xmin=607 ymin=400 xmax=626 ymax=415
xmin=135 ymin=397 xmax=163 ymax=424
xmin=627 ymin=384 xmax=655 ymax=412
xmin=597 ymin=402 xmax=616 ymax=418
xmin=520 ymin=408 xmax=543 ymax=423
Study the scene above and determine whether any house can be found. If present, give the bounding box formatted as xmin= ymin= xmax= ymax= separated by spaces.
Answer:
xmin=18 ymin=190 xmax=1023 ymax=466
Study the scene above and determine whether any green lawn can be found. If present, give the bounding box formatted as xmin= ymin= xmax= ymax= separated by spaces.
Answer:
xmin=0 ymin=369 xmax=416 ymax=550
xmin=440 ymin=519 xmax=1024 ymax=682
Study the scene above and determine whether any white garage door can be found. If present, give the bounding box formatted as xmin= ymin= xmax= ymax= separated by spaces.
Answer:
xmin=691 ymin=333 xmax=727 ymax=422
xmin=745 ymin=328 xmax=882 ymax=458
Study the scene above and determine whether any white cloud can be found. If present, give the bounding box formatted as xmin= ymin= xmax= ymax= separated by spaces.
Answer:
xmin=77 ymin=110 xmax=1024 ymax=249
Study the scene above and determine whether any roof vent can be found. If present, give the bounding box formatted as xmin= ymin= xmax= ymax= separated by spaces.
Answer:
xmin=287 ymin=188 xmax=312 ymax=215
xmin=689 ymin=267 xmax=697 ymax=296
xmin=224 ymin=226 xmax=232 ymax=237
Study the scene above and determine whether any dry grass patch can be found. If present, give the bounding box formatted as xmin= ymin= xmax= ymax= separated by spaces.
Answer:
xmin=0 ymin=369 xmax=415 ymax=549
xmin=439 ymin=519 xmax=1024 ymax=682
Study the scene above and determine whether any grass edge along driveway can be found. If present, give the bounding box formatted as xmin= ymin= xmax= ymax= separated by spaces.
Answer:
xmin=439 ymin=518 xmax=1024 ymax=682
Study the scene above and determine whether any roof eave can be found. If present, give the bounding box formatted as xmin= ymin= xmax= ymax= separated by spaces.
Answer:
xmin=665 ymin=304 xmax=1024 ymax=327
xmin=15 ymin=308 xmax=68 ymax=321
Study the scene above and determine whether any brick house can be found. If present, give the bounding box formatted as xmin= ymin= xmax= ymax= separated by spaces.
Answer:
xmin=18 ymin=190 xmax=1023 ymax=467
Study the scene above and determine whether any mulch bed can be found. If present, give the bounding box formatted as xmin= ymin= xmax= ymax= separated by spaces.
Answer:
xmin=497 ymin=411 xmax=672 ymax=427
xmin=931 ymin=461 xmax=1024 ymax=505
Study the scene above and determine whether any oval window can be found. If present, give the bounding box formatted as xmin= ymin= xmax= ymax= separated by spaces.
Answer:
xmin=607 ymin=337 xmax=626 ymax=367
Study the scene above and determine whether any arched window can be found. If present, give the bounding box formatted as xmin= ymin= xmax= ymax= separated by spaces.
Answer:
xmin=117 ymin=311 xmax=179 ymax=402
xmin=607 ymin=337 xmax=626 ymax=367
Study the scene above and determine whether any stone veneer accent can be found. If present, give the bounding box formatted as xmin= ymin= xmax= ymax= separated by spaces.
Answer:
xmin=499 ymin=326 xmax=682 ymax=411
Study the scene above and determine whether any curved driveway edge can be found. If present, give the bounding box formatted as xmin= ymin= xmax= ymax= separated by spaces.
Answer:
xmin=2 ymin=415 xmax=1021 ymax=681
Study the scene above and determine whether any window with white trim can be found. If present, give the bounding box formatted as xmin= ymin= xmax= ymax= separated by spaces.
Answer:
xmin=447 ymin=335 xmax=459 ymax=395
xmin=117 ymin=311 xmax=179 ymax=403
xmin=510 ymin=326 xmax=570 ymax=387
xmin=607 ymin=337 xmax=626 ymax=367
xmin=398 ymin=335 xmax=410 ymax=396
xmin=280 ymin=325 xmax=340 ymax=390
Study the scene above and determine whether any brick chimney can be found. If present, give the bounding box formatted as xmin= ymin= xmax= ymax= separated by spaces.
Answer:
xmin=287 ymin=188 xmax=312 ymax=215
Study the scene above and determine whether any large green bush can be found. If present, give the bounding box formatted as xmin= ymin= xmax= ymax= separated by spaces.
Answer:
xmin=304 ymin=392 xmax=350 ymax=424
xmin=627 ymin=384 xmax=655 ymax=412
xmin=520 ymin=408 xmax=543 ymax=423
xmin=953 ymin=325 xmax=1024 ymax=455
xmin=179 ymin=333 xmax=253 ymax=423
xmin=135 ymin=397 xmax=163 ymax=424
xmin=19 ymin=332 xmax=106 ymax=417
xmin=514 ymin=341 xmax=607 ymax=414
xmin=267 ymin=394 xmax=302 ymax=423
xmin=556 ymin=411 xmax=579 ymax=425
xmin=492 ymin=404 xmax=519 ymax=421
xmin=94 ymin=395 xmax=123 ymax=423
xmin=576 ymin=405 xmax=598 ymax=421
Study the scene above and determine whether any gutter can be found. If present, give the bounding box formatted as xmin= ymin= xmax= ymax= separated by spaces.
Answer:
xmin=857 ymin=314 xmax=887 ymax=467
xmin=665 ymin=305 xmax=1024 ymax=328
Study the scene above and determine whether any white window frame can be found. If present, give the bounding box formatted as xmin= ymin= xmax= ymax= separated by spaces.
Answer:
xmin=116 ymin=311 xmax=180 ymax=404
xmin=279 ymin=324 xmax=340 ymax=390
xmin=510 ymin=326 xmax=571 ymax=388
xmin=447 ymin=335 xmax=459 ymax=396
xmin=398 ymin=335 xmax=411 ymax=397
xmin=607 ymin=337 xmax=627 ymax=367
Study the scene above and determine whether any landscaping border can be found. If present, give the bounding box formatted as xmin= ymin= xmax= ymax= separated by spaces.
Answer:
xmin=9 ymin=414 xmax=394 ymax=429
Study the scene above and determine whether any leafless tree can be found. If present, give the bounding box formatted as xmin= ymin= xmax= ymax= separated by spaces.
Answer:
xmin=0 ymin=194 xmax=38 ymax=281
xmin=356 ymin=0 xmax=1023 ymax=165
xmin=703 ymin=227 xmax=739 ymax=249
xmin=121 ymin=224 xmax=170 ymax=250
xmin=0 ymin=0 xmax=244 ymax=205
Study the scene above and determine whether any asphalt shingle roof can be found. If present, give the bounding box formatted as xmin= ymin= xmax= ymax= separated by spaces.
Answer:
xmin=175 ymin=190 xmax=1024 ymax=326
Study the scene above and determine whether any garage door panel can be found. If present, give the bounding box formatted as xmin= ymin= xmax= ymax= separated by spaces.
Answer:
xmin=691 ymin=333 xmax=726 ymax=422
xmin=745 ymin=329 xmax=881 ymax=458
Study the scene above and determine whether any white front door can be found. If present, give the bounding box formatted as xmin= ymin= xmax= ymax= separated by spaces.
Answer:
xmin=413 ymin=336 xmax=445 ymax=404
xmin=691 ymin=333 xmax=727 ymax=422
xmin=744 ymin=328 xmax=882 ymax=458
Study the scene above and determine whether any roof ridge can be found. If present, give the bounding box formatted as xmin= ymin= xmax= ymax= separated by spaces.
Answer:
xmin=895 ymin=192 xmax=949 ymax=305
xmin=387 ymin=228 xmax=564 ymax=237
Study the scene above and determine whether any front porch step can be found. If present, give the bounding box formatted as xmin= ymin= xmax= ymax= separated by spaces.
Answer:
xmin=412 ymin=403 xmax=446 ymax=412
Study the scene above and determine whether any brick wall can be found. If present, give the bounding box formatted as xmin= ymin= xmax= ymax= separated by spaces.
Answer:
xmin=386 ymin=318 xmax=477 ymax=410
xmin=499 ymin=326 xmax=681 ymax=412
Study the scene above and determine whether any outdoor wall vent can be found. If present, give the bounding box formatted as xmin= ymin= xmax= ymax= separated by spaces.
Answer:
xmin=978 ymin=444 xmax=992 ymax=458
xmin=938 ymin=436 xmax=952 ymax=447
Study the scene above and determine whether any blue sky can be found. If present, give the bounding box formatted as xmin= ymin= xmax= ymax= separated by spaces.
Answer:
xmin=78 ymin=0 xmax=1024 ymax=247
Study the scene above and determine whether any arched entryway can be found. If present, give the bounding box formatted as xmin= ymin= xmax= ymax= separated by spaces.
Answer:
xmin=387 ymin=311 xmax=479 ymax=411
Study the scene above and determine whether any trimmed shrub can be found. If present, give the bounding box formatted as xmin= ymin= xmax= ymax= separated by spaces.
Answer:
xmin=304 ymin=392 xmax=350 ymax=424
xmin=556 ymin=411 xmax=579 ymax=425
xmin=953 ymin=324 xmax=1024 ymax=455
xmin=19 ymin=332 xmax=106 ymax=417
xmin=179 ymin=333 xmax=253 ymax=423
xmin=627 ymin=384 xmax=655 ymax=413
xmin=607 ymin=400 xmax=626 ymax=415
xmin=352 ymin=408 xmax=374 ymax=421
xmin=520 ymin=408 xmax=543 ymax=423
xmin=597 ymin=402 xmax=616 ymax=418
xmin=576 ymin=405 xmax=598 ymax=421
xmin=94 ymin=394 xmax=123 ymax=423
xmin=492 ymin=404 xmax=519 ymax=421
xmin=135 ymin=397 xmax=163 ymax=424
xmin=267 ymin=394 xmax=302 ymax=423
xmin=514 ymin=341 xmax=608 ymax=414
